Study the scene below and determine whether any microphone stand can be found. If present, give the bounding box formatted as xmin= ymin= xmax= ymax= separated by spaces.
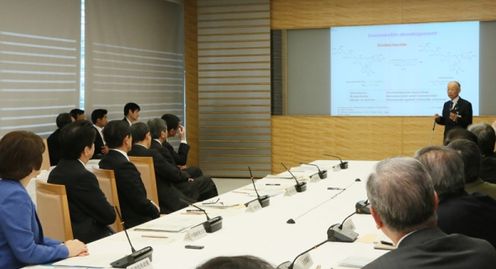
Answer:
xmin=181 ymin=199 xmax=223 ymax=233
xmin=300 ymin=163 xmax=327 ymax=179
xmin=277 ymin=239 xmax=329 ymax=269
xmin=246 ymin=166 xmax=270 ymax=207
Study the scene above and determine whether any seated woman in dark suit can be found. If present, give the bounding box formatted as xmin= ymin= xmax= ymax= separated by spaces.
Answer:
xmin=0 ymin=131 xmax=87 ymax=268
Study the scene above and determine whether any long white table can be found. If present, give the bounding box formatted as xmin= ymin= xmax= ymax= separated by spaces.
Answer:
xmin=33 ymin=160 xmax=389 ymax=269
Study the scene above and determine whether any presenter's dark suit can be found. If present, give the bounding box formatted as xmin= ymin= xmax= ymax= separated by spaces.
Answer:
xmin=48 ymin=159 xmax=115 ymax=243
xmin=163 ymin=141 xmax=203 ymax=178
xmin=435 ymin=97 xmax=473 ymax=138
xmin=91 ymin=126 xmax=105 ymax=159
xmin=128 ymin=144 xmax=188 ymax=213
xmin=99 ymin=150 xmax=159 ymax=228
xmin=47 ymin=129 xmax=62 ymax=166
xmin=363 ymin=228 xmax=496 ymax=269
xmin=437 ymin=191 xmax=496 ymax=248
xmin=150 ymin=140 xmax=218 ymax=202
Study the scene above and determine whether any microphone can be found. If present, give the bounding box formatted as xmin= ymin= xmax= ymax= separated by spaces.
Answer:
xmin=299 ymin=163 xmax=327 ymax=179
xmin=111 ymin=207 xmax=153 ymax=268
xmin=327 ymin=205 xmax=362 ymax=242
xmin=180 ymin=198 xmax=223 ymax=233
xmin=277 ymin=239 xmax=329 ymax=269
xmin=281 ymin=162 xmax=307 ymax=192
xmin=355 ymin=199 xmax=370 ymax=214
xmin=246 ymin=166 xmax=270 ymax=207
xmin=324 ymin=154 xmax=348 ymax=169
xmin=432 ymin=120 xmax=436 ymax=131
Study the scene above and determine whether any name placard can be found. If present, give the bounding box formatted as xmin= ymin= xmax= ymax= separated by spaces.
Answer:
xmin=184 ymin=224 xmax=207 ymax=241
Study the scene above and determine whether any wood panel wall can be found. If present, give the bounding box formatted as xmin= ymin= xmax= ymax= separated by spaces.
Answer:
xmin=271 ymin=0 xmax=496 ymax=29
xmin=184 ymin=0 xmax=199 ymax=166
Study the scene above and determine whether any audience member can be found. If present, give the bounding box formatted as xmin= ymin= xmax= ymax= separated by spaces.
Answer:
xmin=447 ymin=139 xmax=496 ymax=199
xmin=443 ymin=127 xmax=477 ymax=146
xmin=161 ymin=113 xmax=203 ymax=178
xmin=468 ymin=123 xmax=496 ymax=183
xmin=123 ymin=102 xmax=140 ymax=126
xmin=70 ymin=108 xmax=86 ymax=121
xmin=48 ymin=121 xmax=116 ymax=243
xmin=148 ymin=118 xmax=218 ymax=202
xmin=47 ymin=112 xmax=73 ymax=166
xmin=363 ymin=157 xmax=496 ymax=269
xmin=99 ymin=120 xmax=159 ymax=228
xmin=416 ymin=146 xmax=496 ymax=247
xmin=197 ymin=255 xmax=275 ymax=269
xmin=128 ymin=122 xmax=188 ymax=213
xmin=0 ymin=131 xmax=87 ymax=268
xmin=91 ymin=109 xmax=109 ymax=159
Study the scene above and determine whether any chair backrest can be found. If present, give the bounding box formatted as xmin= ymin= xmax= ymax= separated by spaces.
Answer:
xmin=41 ymin=138 xmax=50 ymax=170
xmin=92 ymin=168 xmax=124 ymax=232
xmin=36 ymin=181 xmax=73 ymax=241
xmin=129 ymin=156 xmax=159 ymax=207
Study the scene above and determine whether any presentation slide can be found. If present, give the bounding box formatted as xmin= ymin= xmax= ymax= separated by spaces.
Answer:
xmin=330 ymin=21 xmax=479 ymax=116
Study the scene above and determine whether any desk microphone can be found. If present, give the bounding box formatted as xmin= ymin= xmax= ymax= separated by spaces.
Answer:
xmin=111 ymin=207 xmax=153 ymax=268
xmin=277 ymin=239 xmax=329 ymax=269
xmin=246 ymin=166 xmax=270 ymax=207
xmin=180 ymin=198 xmax=223 ymax=233
xmin=325 ymin=154 xmax=348 ymax=169
xmin=300 ymin=163 xmax=327 ymax=179
xmin=327 ymin=201 xmax=368 ymax=242
xmin=281 ymin=162 xmax=307 ymax=192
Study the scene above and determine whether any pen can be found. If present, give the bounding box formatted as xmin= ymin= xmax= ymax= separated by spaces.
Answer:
xmin=380 ymin=240 xmax=394 ymax=246
xmin=142 ymin=235 xmax=168 ymax=239
xmin=327 ymin=187 xmax=344 ymax=190
xmin=265 ymin=183 xmax=281 ymax=186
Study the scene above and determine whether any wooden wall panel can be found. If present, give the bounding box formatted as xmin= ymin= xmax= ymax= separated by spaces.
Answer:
xmin=271 ymin=0 xmax=496 ymax=29
xmin=272 ymin=116 xmax=496 ymax=173
xmin=185 ymin=0 xmax=199 ymax=166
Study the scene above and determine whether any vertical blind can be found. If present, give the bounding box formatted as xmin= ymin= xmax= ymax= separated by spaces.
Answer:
xmin=0 ymin=0 xmax=80 ymax=136
xmin=85 ymin=0 xmax=185 ymax=123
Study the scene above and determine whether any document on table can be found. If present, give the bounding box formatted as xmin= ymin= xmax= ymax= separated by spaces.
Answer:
xmin=136 ymin=215 xmax=204 ymax=233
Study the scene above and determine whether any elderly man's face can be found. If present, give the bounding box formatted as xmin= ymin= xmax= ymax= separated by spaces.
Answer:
xmin=447 ymin=83 xmax=460 ymax=100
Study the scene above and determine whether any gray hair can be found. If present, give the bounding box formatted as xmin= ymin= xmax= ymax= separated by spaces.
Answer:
xmin=415 ymin=146 xmax=465 ymax=196
xmin=147 ymin=118 xmax=167 ymax=139
xmin=468 ymin=123 xmax=496 ymax=156
xmin=367 ymin=157 xmax=436 ymax=232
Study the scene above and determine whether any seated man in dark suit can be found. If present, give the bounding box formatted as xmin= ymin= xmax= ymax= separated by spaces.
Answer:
xmin=48 ymin=120 xmax=115 ymax=243
xmin=47 ymin=112 xmax=73 ymax=166
xmin=70 ymin=108 xmax=86 ymax=121
xmin=161 ymin=114 xmax=202 ymax=178
xmin=364 ymin=157 xmax=496 ymax=269
xmin=147 ymin=118 xmax=218 ymax=202
xmin=91 ymin=109 xmax=109 ymax=159
xmin=447 ymin=139 xmax=496 ymax=199
xmin=123 ymin=102 xmax=140 ymax=126
xmin=469 ymin=123 xmax=496 ymax=183
xmin=99 ymin=120 xmax=160 ymax=228
xmin=416 ymin=146 xmax=496 ymax=248
xmin=128 ymin=122 xmax=188 ymax=213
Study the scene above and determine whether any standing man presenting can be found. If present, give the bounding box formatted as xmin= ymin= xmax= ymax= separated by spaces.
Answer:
xmin=434 ymin=81 xmax=473 ymax=139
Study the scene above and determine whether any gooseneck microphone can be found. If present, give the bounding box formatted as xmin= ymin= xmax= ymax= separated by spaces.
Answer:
xmin=281 ymin=162 xmax=307 ymax=192
xmin=111 ymin=207 xmax=153 ymax=268
xmin=246 ymin=166 xmax=270 ymax=207
xmin=327 ymin=202 xmax=367 ymax=242
xmin=277 ymin=239 xmax=329 ymax=269
xmin=300 ymin=163 xmax=327 ymax=179
xmin=180 ymin=198 xmax=223 ymax=233
xmin=325 ymin=154 xmax=349 ymax=169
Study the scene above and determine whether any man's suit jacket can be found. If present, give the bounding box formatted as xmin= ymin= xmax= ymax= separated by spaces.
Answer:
xmin=48 ymin=159 xmax=115 ymax=243
xmin=128 ymin=144 xmax=188 ymax=213
xmin=99 ymin=150 xmax=159 ymax=228
xmin=47 ymin=129 xmax=62 ymax=166
xmin=481 ymin=154 xmax=496 ymax=183
xmin=163 ymin=141 xmax=189 ymax=166
xmin=437 ymin=192 xmax=496 ymax=248
xmin=435 ymin=97 xmax=473 ymax=137
xmin=92 ymin=126 xmax=105 ymax=159
xmin=150 ymin=140 xmax=187 ymax=182
xmin=363 ymin=228 xmax=496 ymax=269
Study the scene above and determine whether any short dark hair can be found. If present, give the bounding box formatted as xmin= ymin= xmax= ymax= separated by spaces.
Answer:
xmin=444 ymin=127 xmax=478 ymax=146
xmin=124 ymin=102 xmax=140 ymax=116
xmin=56 ymin=113 xmax=73 ymax=129
xmin=130 ymin=122 xmax=149 ymax=143
xmin=103 ymin=120 xmax=131 ymax=148
xmin=147 ymin=118 xmax=167 ymax=139
xmin=60 ymin=120 xmax=96 ymax=160
xmin=196 ymin=256 xmax=275 ymax=269
xmin=161 ymin=114 xmax=180 ymax=130
xmin=70 ymin=108 xmax=85 ymax=119
xmin=469 ymin=123 xmax=496 ymax=156
xmin=447 ymin=139 xmax=481 ymax=183
xmin=0 ymin=131 xmax=45 ymax=180
xmin=91 ymin=109 xmax=108 ymax=124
